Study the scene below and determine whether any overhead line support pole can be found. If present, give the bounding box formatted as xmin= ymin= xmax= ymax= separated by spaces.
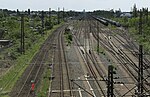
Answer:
xmin=49 ymin=8 xmax=51 ymax=23
xmin=138 ymin=9 xmax=144 ymax=97
xmin=107 ymin=65 xmax=114 ymax=97
xmin=21 ymin=14 xmax=25 ymax=54
xmin=58 ymin=7 xmax=60 ymax=24
xmin=41 ymin=10 xmax=44 ymax=34
xmin=63 ymin=7 xmax=65 ymax=21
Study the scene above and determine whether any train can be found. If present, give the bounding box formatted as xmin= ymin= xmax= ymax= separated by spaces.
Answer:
xmin=99 ymin=16 xmax=121 ymax=27
xmin=91 ymin=16 xmax=109 ymax=26
xmin=91 ymin=15 xmax=121 ymax=27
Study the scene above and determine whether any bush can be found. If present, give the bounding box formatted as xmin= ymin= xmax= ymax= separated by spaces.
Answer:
xmin=68 ymin=34 xmax=72 ymax=41
xmin=45 ymin=20 xmax=53 ymax=30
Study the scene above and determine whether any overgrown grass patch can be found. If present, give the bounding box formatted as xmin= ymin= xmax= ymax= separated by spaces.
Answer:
xmin=37 ymin=64 xmax=51 ymax=97
xmin=96 ymin=46 xmax=105 ymax=55
xmin=108 ymin=24 xmax=117 ymax=30
xmin=64 ymin=29 xmax=73 ymax=45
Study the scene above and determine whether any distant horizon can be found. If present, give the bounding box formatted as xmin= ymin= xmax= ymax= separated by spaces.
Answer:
xmin=0 ymin=0 xmax=149 ymax=12
xmin=0 ymin=8 xmax=138 ymax=12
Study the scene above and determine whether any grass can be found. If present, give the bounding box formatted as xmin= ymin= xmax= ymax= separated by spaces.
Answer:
xmin=113 ymin=17 xmax=150 ymax=53
xmin=37 ymin=63 xmax=51 ymax=97
xmin=108 ymin=24 xmax=117 ymax=30
xmin=95 ymin=45 xmax=114 ymax=64
xmin=64 ymin=30 xmax=73 ymax=45
xmin=96 ymin=46 xmax=105 ymax=55
xmin=0 ymin=23 xmax=63 ymax=97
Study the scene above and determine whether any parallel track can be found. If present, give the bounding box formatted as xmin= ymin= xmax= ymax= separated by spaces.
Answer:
xmin=10 ymin=28 xmax=58 ymax=97
xmin=91 ymin=18 xmax=150 ymax=95
xmin=49 ymin=25 xmax=72 ymax=97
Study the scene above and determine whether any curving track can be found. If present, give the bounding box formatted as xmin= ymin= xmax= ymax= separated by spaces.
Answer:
xmin=49 ymin=25 xmax=72 ymax=97
xmin=10 ymin=25 xmax=71 ymax=97
xmin=9 ymin=17 xmax=150 ymax=97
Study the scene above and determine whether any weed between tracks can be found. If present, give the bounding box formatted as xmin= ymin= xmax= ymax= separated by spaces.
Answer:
xmin=95 ymin=46 xmax=114 ymax=65
xmin=0 ymin=23 xmax=63 ymax=97
xmin=37 ymin=63 xmax=51 ymax=97
xmin=96 ymin=46 xmax=105 ymax=55
xmin=64 ymin=29 xmax=73 ymax=45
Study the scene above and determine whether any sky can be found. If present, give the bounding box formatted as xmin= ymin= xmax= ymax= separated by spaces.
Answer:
xmin=0 ymin=0 xmax=150 ymax=12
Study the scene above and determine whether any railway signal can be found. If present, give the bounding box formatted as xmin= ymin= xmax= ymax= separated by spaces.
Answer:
xmin=31 ymin=80 xmax=35 ymax=95
xmin=31 ymin=82 xmax=35 ymax=91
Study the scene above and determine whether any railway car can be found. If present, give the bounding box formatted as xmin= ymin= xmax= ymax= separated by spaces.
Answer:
xmin=99 ymin=17 xmax=121 ymax=27
xmin=92 ymin=16 xmax=108 ymax=26
xmin=97 ymin=18 xmax=108 ymax=26
xmin=114 ymin=22 xmax=121 ymax=27
xmin=0 ymin=40 xmax=12 ymax=46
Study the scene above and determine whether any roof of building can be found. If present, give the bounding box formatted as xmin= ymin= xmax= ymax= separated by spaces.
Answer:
xmin=120 ymin=13 xmax=132 ymax=17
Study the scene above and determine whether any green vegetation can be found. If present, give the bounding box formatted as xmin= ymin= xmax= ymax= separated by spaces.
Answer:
xmin=92 ymin=10 xmax=114 ymax=18
xmin=37 ymin=63 xmax=51 ymax=97
xmin=95 ymin=45 xmax=114 ymax=64
xmin=0 ymin=9 xmax=64 ymax=97
xmin=133 ymin=4 xmax=138 ymax=17
xmin=108 ymin=24 xmax=117 ymax=30
xmin=96 ymin=46 xmax=105 ymax=55
xmin=73 ymin=20 xmax=82 ymax=30
xmin=0 ymin=24 xmax=63 ymax=96
xmin=0 ymin=13 xmax=58 ymax=60
xmin=64 ymin=28 xmax=73 ymax=45
xmin=113 ymin=9 xmax=150 ymax=53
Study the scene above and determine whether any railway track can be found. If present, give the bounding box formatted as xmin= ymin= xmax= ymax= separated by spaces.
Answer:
xmin=113 ymin=30 xmax=150 ymax=76
xmin=102 ymin=25 xmax=150 ymax=91
xmin=90 ymin=21 xmax=127 ymax=96
xmin=112 ymin=30 xmax=150 ymax=94
xmin=10 ymin=27 xmax=59 ymax=97
xmin=109 ymin=29 xmax=148 ymax=68
xmin=85 ymin=19 xmax=133 ymax=94
xmin=49 ymin=25 xmax=72 ymax=97
xmin=90 ymin=18 xmax=150 ymax=95
xmin=73 ymin=20 xmax=115 ymax=97
xmin=9 ymin=25 xmax=73 ymax=97
xmin=8 ymin=18 xmax=150 ymax=97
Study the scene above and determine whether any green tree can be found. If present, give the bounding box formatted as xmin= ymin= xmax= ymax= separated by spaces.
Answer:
xmin=133 ymin=4 xmax=138 ymax=17
xmin=45 ymin=20 xmax=53 ymax=30
xmin=28 ymin=9 xmax=30 ymax=15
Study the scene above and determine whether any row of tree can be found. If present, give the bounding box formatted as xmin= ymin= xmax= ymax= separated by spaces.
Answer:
xmin=132 ymin=4 xmax=149 ymax=19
